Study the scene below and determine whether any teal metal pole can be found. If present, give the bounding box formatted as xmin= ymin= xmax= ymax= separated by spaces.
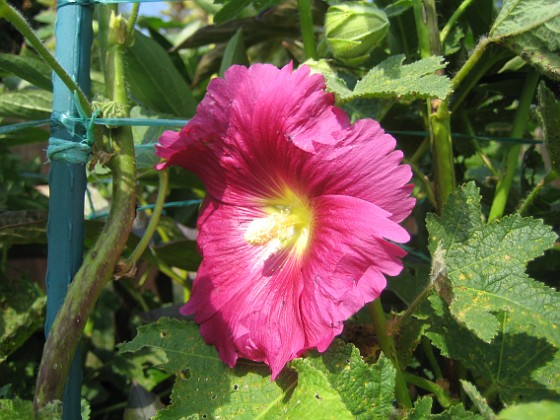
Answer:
xmin=45 ymin=3 xmax=93 ymax=418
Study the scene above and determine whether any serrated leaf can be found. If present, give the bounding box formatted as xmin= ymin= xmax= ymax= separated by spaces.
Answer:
xmin=433 ymin=403 xmax=485 ymax=419
xmin=0 ymin=53 xmax=52 ymax=90
xmin=427 ymin=295 xmax=560 ymax=403
xmin=497 ymin=401 xmax=560 ymax=419
xmin=119 ymin=318 xmax=396 ymax=418
xmin=125 ymin=31 xmax=196 ymax=117
xmin=0 ymin=89 xmax=52 ymax=120
xmin=353 ymin=55 xmax=451 ymax=100
xmin=0 ymin=398 xmax=61 ymax=420
xmin=285 ymin=342 xmax=396 ymax=419
xmin=306 ymin=56 xmax=451 ymax=103
xmin=118 ymin=318 xmax=290 ymax=419
xmin=490 ymin=0 xmax=560 ymax=81
xmin=461 ymin=380 xmax=495 ymax=420
xmin=426 ymin=182 xmax=559 ymax=345
xmin=405 ymin=396 xmax=433 ymax=419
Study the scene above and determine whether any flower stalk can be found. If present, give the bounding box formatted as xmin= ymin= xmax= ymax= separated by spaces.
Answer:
xmin=297 ymin=0 xmax=317 ymax=59
xmin=488 ymin=70 xmax=539 ymax=221
xmin=370 ymin=299 xmax=412 ymax=409
xmin=34 ymin=5 xmax=136 ymax=412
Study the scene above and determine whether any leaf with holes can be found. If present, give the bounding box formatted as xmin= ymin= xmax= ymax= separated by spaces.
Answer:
xmin=426 ymin=182 xmax=559 ymax=346
xmin=118 ymin=318 xmax=397 ymax=418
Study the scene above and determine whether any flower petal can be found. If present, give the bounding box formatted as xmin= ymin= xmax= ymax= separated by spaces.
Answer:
xmin=305 ymin=119 xmax=415 ymax=223
xmin=299 ymin=194 xmax=409 ymax=351
xmin=181 ymin=198 xmax=310 ymax=379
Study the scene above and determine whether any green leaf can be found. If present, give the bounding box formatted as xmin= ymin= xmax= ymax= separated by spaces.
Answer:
xmin=214 ymin=0 xmax=252 ymax=25
xmin=490 ymin=0 xmax=560 ymax=81
xmin=0 ymin=273 xmax=46 ymax=362
xmin=118 ymin=318 xmax=290 ymax=419
xmin=124 ymin=31 xmax=197 ymax=117
xmin=119 ymin=318 xmax=397 ymax=418
xmin=0 ymin=89 xmax=52 ymax=120
xmin=426 ymin=295 xmax=560 ymax=403
xmin=0 ymin=398 xmax=61 ymax=419
xmin=285 ymin=342 xmax=396 ymax=419
xmin=306 ymin=56 xmax=451 ymax=103
xmin=218 ymin=28 xmax=249 ymax=77
xmin=153 ymin=240 xmax=201 ymax=271
xmin=426 ymin=182 xmax=559 ymax=345
xmin=405 ymin=396 xmax=433 ymax=419
xmin=353 ymin=55 xmax=451 ymax=100
xmin=129 ymin=106 xmax=176 ymax=170
xmin=460 ymin=380 xmax=495 ymax=420
xmin=0 ymin=53 xmax=52 ymax=90
xmin=433 ymin=403 xmax=485 ymax=419
xmin=538 ymin=82 xmax=560 ymax=173
xmin=497 ymin=401 xmax=560 ymax=419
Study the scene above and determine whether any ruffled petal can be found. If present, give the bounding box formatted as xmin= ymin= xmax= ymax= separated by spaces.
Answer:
xmin=181 ymin=198 xmax=310 ymax=379
xmin=303 ymin=119 xmax=415 ymax=223
xmin=155 ymin=63 xmax=350 ymax=205
xmin=299 ymin=194 xmax=409 ymax=351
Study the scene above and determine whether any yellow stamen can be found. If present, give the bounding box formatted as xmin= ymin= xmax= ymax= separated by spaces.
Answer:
xmin=244 ymin=189 xmax=312 ymax=257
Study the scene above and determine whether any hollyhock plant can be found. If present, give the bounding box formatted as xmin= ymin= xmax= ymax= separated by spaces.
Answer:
xmin=155 ymin=63 xmax=414 ymax=379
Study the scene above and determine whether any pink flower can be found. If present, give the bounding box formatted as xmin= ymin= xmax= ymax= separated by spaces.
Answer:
xmin=156 ymin=63 xmax=414 ymax=379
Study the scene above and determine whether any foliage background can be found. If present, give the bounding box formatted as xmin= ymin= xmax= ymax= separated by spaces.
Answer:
xmin=1 ymin=0 xmax=560 ymax=418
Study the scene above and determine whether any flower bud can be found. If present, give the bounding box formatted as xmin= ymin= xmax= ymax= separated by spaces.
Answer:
xmin=325 ymin=2 xmax=389 ymax=65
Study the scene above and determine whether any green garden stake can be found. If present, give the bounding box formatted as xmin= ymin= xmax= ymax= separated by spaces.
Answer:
xmin=45 ymin=2 xmax=93 ymax=418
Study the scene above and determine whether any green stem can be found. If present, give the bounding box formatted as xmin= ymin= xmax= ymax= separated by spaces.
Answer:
xmin=369 ymin=299 xmax=412 ymax=409
xmin=393 ymin=281 xmax=434 ymax=332
xmin=421 ymin=337 xmax=443 ymax=380
xmin=452 ymin=38 xmax=491 ymax=90
xmin=461 ymin=112 xmax=499 ymax=176
xmin=0 ymin=0 xmax=91 ymax=115
xmin=34 ymin=5 xmax=136 ymax=411
xmin=126 ymin=3 xmax=140 ymax=41
xmin=517 ymin=170 xmax=559 ymax=216
xmin=412 ymin=0 xmax=441 ymax=58
xmin=297 ymin=0 xmax=317 ymax=59
xmin=430 ymin=99 xmax=456 ymax=211
xmin=403 ymin=373 xmax=454 ymax=408
xmin=440 ymin=0 xmax=475 ymax=45
xmin=413 ymin=0 xmax=455 ymax=211
xmin=409 ymin=162 xmax=437 ymax=209
xmin=488 ymin=71 xmax=540 ymax=221
xmin=122 ymin=170 xmax=169 ymax=272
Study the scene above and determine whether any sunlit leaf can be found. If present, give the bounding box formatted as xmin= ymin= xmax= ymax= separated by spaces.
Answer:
xmin=490 ymin=0 xmax=560 ymax=81
xmin=0 ymin=89 xmax=52 ymax=120
xmin=0 ymin=53 xmax=52 ymax=90
xmin=426 ymin=182 xmax=559 ymax=345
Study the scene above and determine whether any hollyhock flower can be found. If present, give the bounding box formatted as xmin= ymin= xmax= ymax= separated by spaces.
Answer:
xmin=155 ymin=63 xmax=414 ymax=379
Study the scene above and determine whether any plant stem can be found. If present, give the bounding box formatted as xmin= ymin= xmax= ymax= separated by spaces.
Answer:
xmin=412 ymin=0 xmax=441 ymax=58
xmin=393 ymin=281 xmax=434 ymax=333
xmin=34 ymin=5 xmax=137 ymax=411
xmin=440 ymin=0 xmax=475 ymax=45
xmin=403 ymin=373 xmax=454 ymax=408
xmin=297 ymin=0 xmax=317 ymax=59
xmin=126 ymin=3 xmax=140 ymax=41
xmin=413 ymin=0 xmax=456 ymax=211
xmin=0 ymin=1 xmax=91 ymax=114
xmin=452 ymin=37 xmax=491 ymax=90
xmin=122 ymin=169 xmax=169 ymax=272
xmin=369 ymin=299 xmax=412 ymax=409
xmin=517 ymin=170 xmax=559 ymax=216
xmin=421 ymin=337 xmax=443 ymax=380
xmin=488 ymin=71 xmax=539 ymax=221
